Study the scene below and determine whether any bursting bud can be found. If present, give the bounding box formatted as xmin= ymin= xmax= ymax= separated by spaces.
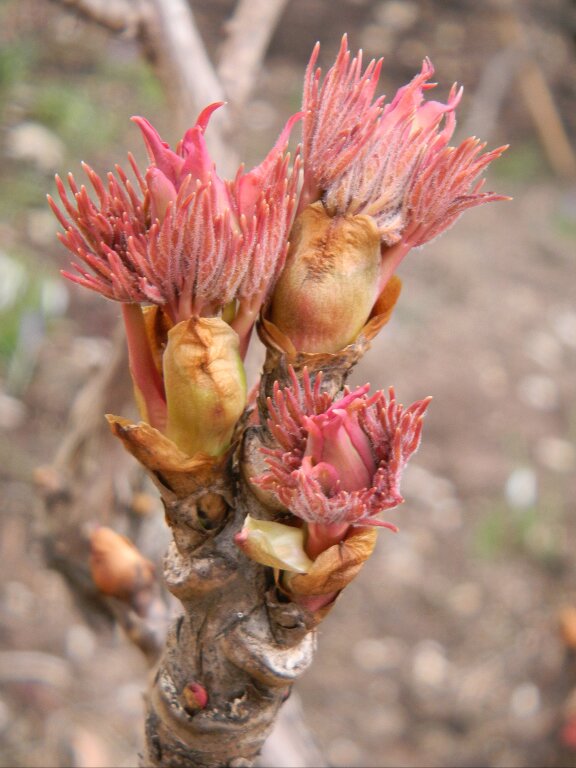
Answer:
xmin=269 ymin=202 xmax=381 ymax=353
xmin=163 ymin=316 xmax=247 ymax=457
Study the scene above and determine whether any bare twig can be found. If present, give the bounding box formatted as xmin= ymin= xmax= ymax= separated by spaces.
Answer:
xmin=50 ymin=0 xmax=292 ymax=164
xmin=35 ymin=329 xmax=172 ymax=655
xmin=52 ymin=326 xmax=130 ymax=472
xmin=149 ymin=0 xmax=225 ymax=108
xmin=125 ymin=339 xmax=364 ymax=767
xmin=48 ymin=0 xmax=150 ymax=36
xmin=218 ymin=0 xmax=290 ymax=110
xmin=146 ymin=0 xmax=237 ymax=171
xmin=493 ymin=1 xmax=576 ymax=179
xmin=459 ymin=46 xmax=520 ymax=144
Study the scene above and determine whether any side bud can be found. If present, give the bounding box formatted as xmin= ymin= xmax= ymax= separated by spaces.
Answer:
xmin=90 ymin=526 xmax=155 ymax=609
xmin=163 ymin=316 xmax=247 ymax=457
xmin=268 ymin=201 xmax=381 ymax=353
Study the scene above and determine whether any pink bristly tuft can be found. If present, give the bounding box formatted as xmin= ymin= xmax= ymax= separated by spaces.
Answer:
xmin=301 ymin=38 xmax=508 ymax=254
xmin=255 ymin=368 xmax=432 ymax=528
xmin=50 ymin=109 xmax=301 ymax=325
xmin=301 ymin=34 xmax=385 ymax=204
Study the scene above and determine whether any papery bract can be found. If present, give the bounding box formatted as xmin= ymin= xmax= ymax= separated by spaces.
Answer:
xmin=235 ymin=516 xmax=314 ymax=574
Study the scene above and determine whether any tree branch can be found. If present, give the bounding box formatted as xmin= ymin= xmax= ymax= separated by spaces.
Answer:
xmin=146 ymin=0 xmax=237 ymax=171
xmin=35 ymin=328 xmax=172 ymax=658
xmin=48 ymin=0 xmax=151 ymax=36
xmin=218 ymin=0 xmax=290 ymax=111
xmin=489 ymin=0 xmax=576 ymax=179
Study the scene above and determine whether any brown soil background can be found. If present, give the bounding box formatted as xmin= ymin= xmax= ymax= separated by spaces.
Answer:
xmin=1 ymin=1 xmax=576 ymax=766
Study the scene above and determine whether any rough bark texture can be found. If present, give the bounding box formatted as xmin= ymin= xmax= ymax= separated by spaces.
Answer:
xmin=145 ymin=513 xmax=316 ymax=766
xmin=139 ymin=338 xmax=351 ymax=767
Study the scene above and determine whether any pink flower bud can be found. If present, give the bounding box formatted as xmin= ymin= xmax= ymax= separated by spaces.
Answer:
xmin=254 ymin=369 xmax=432 ymax=542
xmin=302 ymin=387 xmax=376 ymax=493
xmin=299 ymin=36 xmax=509 ymax=304
xmin=182 ymin=681 xmax=208 ymax=714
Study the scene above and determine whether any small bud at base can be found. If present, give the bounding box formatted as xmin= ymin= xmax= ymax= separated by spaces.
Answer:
xmin=183 ymin=681 xmax=208 ymax=714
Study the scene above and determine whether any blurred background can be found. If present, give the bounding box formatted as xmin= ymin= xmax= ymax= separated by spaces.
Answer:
xmin=1 ymin=0 xmax=576 ymax=765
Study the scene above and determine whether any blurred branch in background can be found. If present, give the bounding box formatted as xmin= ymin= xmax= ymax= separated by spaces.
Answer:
xmin=146 ymin=0 xmax=232 ymax=165
xmin=496 ymin=4 xmax=576 ymax=180
xmin=218 ymin=0 xmax=289 ymax=111
xmin=49 ymin=0 xmax=149 ymax=35
xmin=50 ymin=0 xmax=289 ymax=170
xmin=464 ymin=0 xmax=576 ymax=179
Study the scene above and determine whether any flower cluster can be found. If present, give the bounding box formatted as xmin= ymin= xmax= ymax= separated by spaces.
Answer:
xmin=48 ymin=36 xmax=506 ymax=526
xmin=251 ymin=369 xmax=430 ymax=559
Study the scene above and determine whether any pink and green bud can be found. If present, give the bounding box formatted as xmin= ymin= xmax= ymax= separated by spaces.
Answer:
xmin=117 ymin=308 xmax=246 ymax=459
xmin=50 ymin=106 xmax=300 ymax=337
